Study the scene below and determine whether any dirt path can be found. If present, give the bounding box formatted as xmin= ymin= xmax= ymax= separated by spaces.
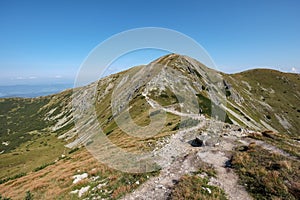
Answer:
xmin=143 ymin=94 xmax=203 ymax=120
xmin=122 ymin=103 xmax=207 ymax=199
xmin=122 ymin=149 xmax=201 ymax=200
xmin=123 ymin=95 xmax=252 ymax=200
xmin=122 ymin=125 xmax=254 ymax=200
xmin=198 ymin=138 xmax=253 ymax=200
xmin=123 ymin=136 xmax=253 ymax=200
xmin=122 ymin=95 xmax=253 ymax=200
xmin=123 ymin=95 xmax=296 ymax=200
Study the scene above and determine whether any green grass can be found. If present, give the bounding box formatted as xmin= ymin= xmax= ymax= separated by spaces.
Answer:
xmin=172 ymin=118 xmax=199 ymax=130
xmin=170 ymin=162 xmax=227 ymax=200
xmin=0 ymin=97 xmax=50 ymax=152
xmin=0 ymin=134 xmax=66 ymax=180
xmin=148 ymin=87 xmax=179 ymax=107
xmin=170 ymin=175 xmax=227 ymax=200
xmin=24 ymin=191 xmax=34 ymax=200
xmin=93 ymin=74 xmax=181 ymax=152
xmin=231 ymin=143 xmax=300 ymax=199
xmin=68 ymin=147 xmax=80 ymax=154
xmin=0 ymin=90 xmax=73 ymax=153
xmin=196 ymin=93 xmax=232 ymax=124
xmin=94 ymin=171 xmax=158 ymax=199
xmin=54 ymin=121 xmax=75 ymax=136
xmin=33 ymin=162 xmax=56 ymax=172
xmin=1 ymin=55 xmax=300 ymax=199
xmin=195 ymin=165 xmax=217 ymax=178
xmin=225 ymin=69 xmax=300 ymax=136
xmin=248 ymin=131 xmax=300 ymax=159
xmin=0 ymin=172 xmax=27 ymax=184
xmin=0 ymin=194 xmax=11 ymax=200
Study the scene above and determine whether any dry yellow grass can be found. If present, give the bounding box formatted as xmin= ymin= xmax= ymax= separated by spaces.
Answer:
xmin=0 ymin=147 xmax=158 ymax=200
xmin=0 ymin=149 xmax=103 ymax=199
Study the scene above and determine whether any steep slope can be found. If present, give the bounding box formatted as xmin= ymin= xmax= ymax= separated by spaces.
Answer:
xmin=223 ymin=69 xmax=300 ymax=136
xmin=67 ymin=54 xmax=231 ymax=150
xmin=2 ymin=54 xmax=298 ymax=155
xmin=0 ymin=90 xmax=74 ymax=180
xmin=0 ymin=54 xmax=299 ymax=200
xmin=67 ymin=54 xmax=299 ymax=151
xmin=0 ymin=90 xmax=73 ymax=154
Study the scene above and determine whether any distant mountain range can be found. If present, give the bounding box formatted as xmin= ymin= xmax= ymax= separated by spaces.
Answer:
xmin=0 ymin=84 xmax=73 ymax=98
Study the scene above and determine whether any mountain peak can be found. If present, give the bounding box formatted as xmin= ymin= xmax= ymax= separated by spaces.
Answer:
xmin=151 ymin=53 xmax=191 ymax=65
xmin=149 ymin=53 xmax=213 ymax=77
xmin=1 ymin=53 xmax=299 ymax=199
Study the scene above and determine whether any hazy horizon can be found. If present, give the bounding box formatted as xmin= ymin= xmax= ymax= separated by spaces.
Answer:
xmin=1 ymin=50 xmax=299 ymax=87
xmin=1 ymin=0 xmax=299 ymax=86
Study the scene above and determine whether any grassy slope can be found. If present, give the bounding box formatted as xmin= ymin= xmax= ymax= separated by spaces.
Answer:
xmin=0 ymin=97 xmax=51 ymax=153
xmin=0 ymin=56 xmax=299 ymax=199
xmin=91 ymin=66 xmax=182 ymax=153
xmin=0 ymin=133 xmax=66 ymax=180
xmin=0 ymin=89 xmax=73 ymax=153
xmin=232 ymin=142 xmax=299 ymax=199
xmin=0 ymin=90 xmax=73 ymax=183
xmin=224 ymin=69 xmax=300 ymax=136
xmin=0 ymin=148 xmax=158 ymax=200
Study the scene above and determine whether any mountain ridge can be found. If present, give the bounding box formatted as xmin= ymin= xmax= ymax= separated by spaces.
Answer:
xmin=0 ymin=54 xmax=299 ymax=199
xmin=1 ymin=54 xmax=299 ymax=153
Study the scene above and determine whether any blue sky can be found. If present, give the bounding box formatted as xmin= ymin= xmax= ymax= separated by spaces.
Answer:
xmin=0 ymin=0 xmax=299 ymax=85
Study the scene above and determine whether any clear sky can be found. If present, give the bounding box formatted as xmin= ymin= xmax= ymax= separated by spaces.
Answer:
xmin=0 ymin=0 xmax=299 ymax=85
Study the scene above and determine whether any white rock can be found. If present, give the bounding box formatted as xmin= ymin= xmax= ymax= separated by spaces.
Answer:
xmin=157 ymin=184 xmax=164 ymax=189
xmin=206 ymin=187 xmax=212 ymax=194
xmin=91 ymin=176 xmax=100 ymax=181
xmin=97 ymin=182 xmax=107 ymax=189
xmin=2 ymin=141 xmax=9 ymax=146
xmin=73 ymin=173 xmax=88 ymax=184
xmin=214 ymin=143 xmax=220 ymax=147
xmin=70 ymin=189 xmax=78 ymax=194
xmin=78 ymin=185 xmax=90 ymax=197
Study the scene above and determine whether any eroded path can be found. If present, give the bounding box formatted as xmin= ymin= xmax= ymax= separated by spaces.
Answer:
xmin=122 ymin=96 xmax=253 ymax=200
xmin=198 ymin=138 xmax=253 ymax=200
xmin=122 ymin=125 xmax=253 ymax=200
xmin=123 ymin=149 xmax=201 ymax=200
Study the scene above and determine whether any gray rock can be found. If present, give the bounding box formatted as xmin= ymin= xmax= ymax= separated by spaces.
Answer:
xmin=190 ymin=137 xmax=204 ymax=147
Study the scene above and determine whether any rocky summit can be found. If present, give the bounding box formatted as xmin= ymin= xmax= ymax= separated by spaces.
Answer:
xmin=0 ymin=54 xmax=299 ymax=200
